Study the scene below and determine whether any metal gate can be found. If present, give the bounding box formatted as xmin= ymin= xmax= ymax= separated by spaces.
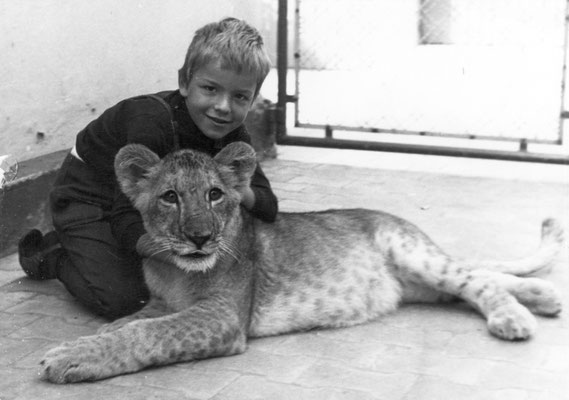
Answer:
xmin=276 ymin=0 xmax=569 ymax=164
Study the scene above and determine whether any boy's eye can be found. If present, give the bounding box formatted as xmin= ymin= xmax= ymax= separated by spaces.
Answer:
xmin=202 ymin=85 xmax=216 ymax=92
xmin=235 ymin=93 xmax=250 ymax=102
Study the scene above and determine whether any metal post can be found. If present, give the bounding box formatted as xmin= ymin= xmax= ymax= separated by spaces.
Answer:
xmin=276 ymin=0 xmax=288 ymax=139
xmin=558 ymin=0 xmax=569 ymax=144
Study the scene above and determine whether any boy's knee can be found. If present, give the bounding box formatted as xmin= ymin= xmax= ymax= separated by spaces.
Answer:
xmin=95 ymin=293 xmax=149 ymax=320
xmin=57 ymin=254 xmax=149 ymax=319
xmin=89 ymin=286 xmax=149 ymax=320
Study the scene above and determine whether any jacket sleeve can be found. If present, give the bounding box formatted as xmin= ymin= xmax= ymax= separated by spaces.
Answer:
xmin=110 ymin=189 xmax=147 ymax=253
xmin=248 ymin=162 xmax=279 ymax=222
xmin=109 ymin=102 xmax=171 ymax=253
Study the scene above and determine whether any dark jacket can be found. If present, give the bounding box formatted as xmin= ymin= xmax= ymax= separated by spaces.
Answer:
xmin=62 ymin=90 xmax=278 ymax=253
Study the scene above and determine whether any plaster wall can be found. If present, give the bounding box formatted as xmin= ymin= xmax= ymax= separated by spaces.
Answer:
xmin=0 ymin=0 xmax=277 ymax=162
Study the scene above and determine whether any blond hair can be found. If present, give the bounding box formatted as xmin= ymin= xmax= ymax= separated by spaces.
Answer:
xmin=178 ymin=17 xmax=271 ymax=97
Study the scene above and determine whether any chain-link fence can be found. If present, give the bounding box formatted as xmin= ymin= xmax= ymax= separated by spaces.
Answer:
xmin=293 ymin=0 xmax=567 ymax=144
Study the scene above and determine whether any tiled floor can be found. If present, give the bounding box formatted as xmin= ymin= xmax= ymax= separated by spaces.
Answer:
xmin=1 ymin=146 xmax=568 ymax=400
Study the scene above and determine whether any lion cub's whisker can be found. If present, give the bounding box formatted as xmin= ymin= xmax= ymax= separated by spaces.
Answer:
xmin=219 ymin=240 xmax=242 ymax=262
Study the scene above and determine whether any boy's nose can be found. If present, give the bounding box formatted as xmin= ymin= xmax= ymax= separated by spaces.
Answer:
xmin=214 ymin=95 xmax=231 ymax=113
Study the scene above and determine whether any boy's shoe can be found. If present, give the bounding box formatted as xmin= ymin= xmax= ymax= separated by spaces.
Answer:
xmin=18 ymin=229 xmax=61 ymax=280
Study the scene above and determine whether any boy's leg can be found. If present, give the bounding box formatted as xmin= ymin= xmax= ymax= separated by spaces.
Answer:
xmin=52 ymin=200 xmax=149 ymax=320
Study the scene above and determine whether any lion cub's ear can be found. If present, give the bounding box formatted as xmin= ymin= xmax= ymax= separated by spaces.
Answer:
xmin=214 ymin=142 xmax=257 ymax=189
xmin=115 ymin=144 xmax=161 ymax=202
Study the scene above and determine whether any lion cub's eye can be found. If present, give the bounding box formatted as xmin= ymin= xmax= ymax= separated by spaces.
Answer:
xmin=208 ymin=188 xmax=223 ymax=202
xmin=161 ymin=190 xmax=178 ymax=204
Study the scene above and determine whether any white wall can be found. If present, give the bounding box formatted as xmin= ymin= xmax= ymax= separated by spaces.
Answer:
xmin=0 ymin=0 xmax=277 ymax=161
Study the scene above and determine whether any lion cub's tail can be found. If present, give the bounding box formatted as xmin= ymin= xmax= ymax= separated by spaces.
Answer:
xmin=459 ymin=218 xmax=565 ymax=276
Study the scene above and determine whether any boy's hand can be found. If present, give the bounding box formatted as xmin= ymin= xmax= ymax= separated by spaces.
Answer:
xmin=238 ymin=185 xmax=255 ymax=210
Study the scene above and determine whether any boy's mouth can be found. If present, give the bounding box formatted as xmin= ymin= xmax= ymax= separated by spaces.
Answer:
xmin=206 ymin=115 xmax=231 ymax=125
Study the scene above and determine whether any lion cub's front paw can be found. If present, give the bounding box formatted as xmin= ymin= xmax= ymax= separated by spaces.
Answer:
xmin=40 ymin=337 xmax=109 ymax=384
xmin=487 ymin=304 xmax=537 ymax=340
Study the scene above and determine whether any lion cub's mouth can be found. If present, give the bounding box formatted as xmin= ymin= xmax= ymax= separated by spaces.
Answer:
xmin=181 ymin=251 xmax=209 ymax=260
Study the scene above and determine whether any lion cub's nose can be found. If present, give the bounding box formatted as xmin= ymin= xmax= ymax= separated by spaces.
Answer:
xmin=186 ymin=234 xmax=211 ymax=248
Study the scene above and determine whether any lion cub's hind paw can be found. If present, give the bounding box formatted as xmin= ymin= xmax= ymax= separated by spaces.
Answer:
xmin=487 ymin=304 xmax=537 ymax=341
xmin=515 ymin=279 xmax=562 ymax=317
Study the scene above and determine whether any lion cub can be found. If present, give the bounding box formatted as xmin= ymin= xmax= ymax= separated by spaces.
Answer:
xmin=41 ymin=142 xmax=563 ymax=383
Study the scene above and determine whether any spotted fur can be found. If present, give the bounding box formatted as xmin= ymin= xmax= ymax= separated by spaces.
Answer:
xmin=40 ymin=142 xmax=564 ymax=383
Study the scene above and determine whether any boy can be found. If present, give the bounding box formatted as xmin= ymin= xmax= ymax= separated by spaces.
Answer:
xmin=18 ymin=17 xmax=278 ymax=319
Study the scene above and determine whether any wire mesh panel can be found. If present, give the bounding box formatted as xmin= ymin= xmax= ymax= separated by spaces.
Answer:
xmin=294 ymin=0 xmax=567 ymax=143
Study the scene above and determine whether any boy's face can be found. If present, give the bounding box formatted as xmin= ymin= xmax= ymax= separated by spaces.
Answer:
xmin=180 ymin=60 xmax=257 ymax=140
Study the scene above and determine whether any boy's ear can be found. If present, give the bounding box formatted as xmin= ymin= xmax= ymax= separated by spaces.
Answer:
xmin=114 ymin=144 xmax=161 ymax=203
xmin=214 ymin=142 xmax=257 ymax=189
xmin=178 ymin=69 xmax=190 ymax=97
xmin=179 ymin=83 xmax=189 ymax=97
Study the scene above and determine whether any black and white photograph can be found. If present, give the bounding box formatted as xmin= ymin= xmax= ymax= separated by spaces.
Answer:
xmin=0 ymin=1 xmax=568 ymax=399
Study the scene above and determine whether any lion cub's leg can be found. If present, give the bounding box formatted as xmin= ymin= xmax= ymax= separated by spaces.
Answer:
xmin=41 ymin=302 xmax=247 ymax=383
xmin=469 ymin=271 xmax=562 ymax=317
xmin=381 ymin=221 xmax=545 ymax=340
xmin=398 ymin=253 xmax=538 ymax=340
